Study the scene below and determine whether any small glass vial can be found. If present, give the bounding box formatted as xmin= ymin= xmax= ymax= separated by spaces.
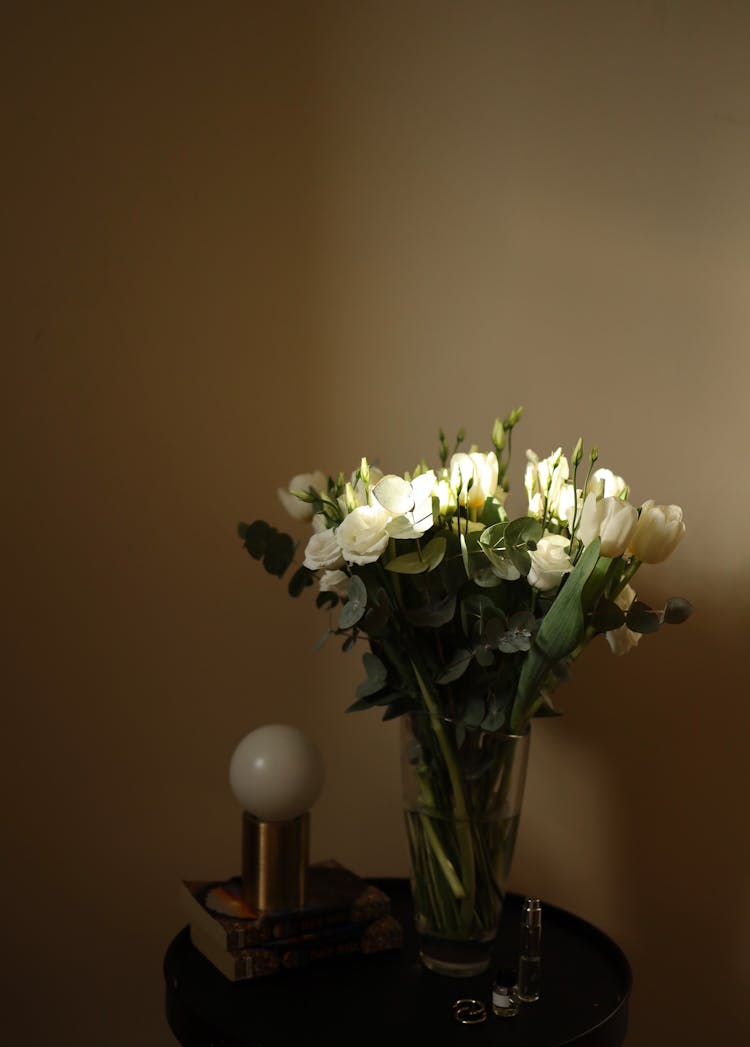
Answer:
xmin=491 ymin=968 xmax=519 ymax=1018
xmin=517 ymin=897 xmax=542 ymax=1002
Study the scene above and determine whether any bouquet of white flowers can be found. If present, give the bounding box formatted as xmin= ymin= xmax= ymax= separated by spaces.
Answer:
xmin=241 ymin=408 xmax=689 ymax=733
xmin=239 ymin=409 xmax=691 ymax=974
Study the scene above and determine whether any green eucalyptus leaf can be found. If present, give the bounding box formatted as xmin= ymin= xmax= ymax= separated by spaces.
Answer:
xmin=346 ymin=696 xmax=376 ymax=712
xmin=462 ymin=696 xmax=486 ymax=727
xmin=338 ymin=575 xmax=367 ymax=628
xmin=479 ymin=522 xmax=512 ymax=571
xmin=625 ymin=600 xmax=661 ymax=634
xmin=436 ymin=648 xmax=473 ymax=684
xmin=591 ymin=597 xmax=626 ymax=632
xmin=356 ymin=674 xmax=387 ymax=699
xmin=242 ymin=519 xmax=272 ymax=559
xmin=263 ymin=531 xmax=295 ymax=576
xmin=405 ymin=593 xmax=457 ymax=628
xmin=663 ymin=597 xmax=694 ymax=625
xmin=382 ymin=696 xmax=416 ymax=721
xmin=474 ymin=645 xmax=495 ymax=668
xmin=461 ymin=594 xmax=501 ymax=640
xmin=481 ymin=498 xmax=508 ymax=526
xmin=504 ymin=516 xmax=544 ymax=575
xmin=386 ymin=536 xmax=447 ymax=574
xmin=483 ymin=614 xmax=509 ymax=647
xmin=363 ymin=599 xmax=391 ymax=635
xmin=314 ymin=629 xmax=331 ymax=651
xmin=473 ymin=567 xmax=504 ymax=588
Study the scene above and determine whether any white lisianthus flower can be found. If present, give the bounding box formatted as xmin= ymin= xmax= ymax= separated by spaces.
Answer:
xmin=384 ymin=471 xmax=437 ymax=539
xmin=449 ymin=451 xmax=499 ymax=509
xmin=352 ymin=466 xmax=384 ymax=508
xmin=303 ymin=528 xmax=344 ymax=571
xmin=525 ymin=449 xmax=570 ymax=521
xmin=311 ymin=513 xmax=329 ymax=533
xmin=598 ymin=497 xmax=638 ymax=558
xmin=527 ymin=533 xmax=573 ymax=591
xmin=588 ymin=467 xmax=628 ymax=500
xmin=336 ymin=504 xmax=391 ymax=565
xmin=278 ymin=471 xmax=328 ymax=521
xmin=629 ymin=501 xmax=686 ymax=563
xmin=606 ymin=584 xmax=641 ymax=655
xmin=318 ymin=569 xmax=349 ymax=600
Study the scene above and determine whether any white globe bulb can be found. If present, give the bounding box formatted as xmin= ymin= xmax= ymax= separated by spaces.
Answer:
xmin=229 ymin=724 xmax=325 ymax=822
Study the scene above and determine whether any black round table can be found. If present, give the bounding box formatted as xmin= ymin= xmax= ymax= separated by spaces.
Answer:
xmin=164 ymin=878 xmax=631 ymax=1046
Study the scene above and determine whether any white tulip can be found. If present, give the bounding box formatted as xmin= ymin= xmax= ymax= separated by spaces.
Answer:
xmin=278 ymin=471 xmax=328 ymax=521
xmin=336 ymin=504 xmax=391 ymax=565
xmin=303 ymin=528 xmax=344 ymax=571
xmin=629 ymin=501 xmax=686 ymax=563
xmin=575 ymin=491 xmax=602 ymax=547
xmin=588 ymin=467 xmax=628 ymax=500
xmin=598 ymin=497 xmax=638 ymax=558
xmin=449 ymin=452 xmax=499 ymax=509
xmin=527 ymin=533 xmax=573 ymax=591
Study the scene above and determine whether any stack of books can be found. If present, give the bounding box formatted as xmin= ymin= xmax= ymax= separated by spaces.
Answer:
xmin=181 ymin=858 xmax=403 ymax=981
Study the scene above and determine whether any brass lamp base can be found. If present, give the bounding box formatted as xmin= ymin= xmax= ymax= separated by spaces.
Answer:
xmin=241 ymin=811 xmax=309 ymax=911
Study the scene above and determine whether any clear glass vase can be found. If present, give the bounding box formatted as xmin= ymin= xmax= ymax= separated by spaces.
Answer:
xmin=400 ymin=711 xmax=530 ymax=977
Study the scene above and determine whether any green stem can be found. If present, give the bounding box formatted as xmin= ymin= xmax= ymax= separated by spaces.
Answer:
xmin=410 ymin=661 xmax=476 ymax=922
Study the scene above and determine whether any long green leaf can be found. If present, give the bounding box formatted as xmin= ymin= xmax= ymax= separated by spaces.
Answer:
xmin=511 ymin=538 xmax=601 ymax=731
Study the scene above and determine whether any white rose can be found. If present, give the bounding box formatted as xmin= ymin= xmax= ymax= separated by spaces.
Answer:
xmin=319 ymin=569 xmax=349 ymax=599
xmin=629 ymin=500 xmax=686 ymax=563
xmin=303 ymin=528 xmax=344 ymax=571
xmin=606 ymin=584 xmax=641 ymax=655
xmin=449 ymin=451 xmax=499 ymax=509
xmin=598 ymin=497 xmax=638 ymax=558
xmin=278 ymin=471 xmax=328 ymax=521
xmin=336 ymin=504 xmax=391 ymax=565
xmin=527 ymin=533 xmax=573 ymax=591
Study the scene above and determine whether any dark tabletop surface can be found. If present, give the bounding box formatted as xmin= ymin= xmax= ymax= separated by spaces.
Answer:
xmin=165 ymin=878 xmax=631 ymax=1047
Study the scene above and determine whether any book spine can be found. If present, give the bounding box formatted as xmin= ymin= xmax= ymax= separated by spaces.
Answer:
xmin=241 ymin=936 xmax=363 ymax=978
xmin=229 ymin=899 xmax=390 ymax=949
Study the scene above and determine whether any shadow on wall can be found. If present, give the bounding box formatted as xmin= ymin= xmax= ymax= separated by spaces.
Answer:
xmin=515 ymin=584 xmax=750 ymax=1044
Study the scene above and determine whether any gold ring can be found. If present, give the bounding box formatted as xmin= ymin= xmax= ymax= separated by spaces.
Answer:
xmin=452 ymin=999 xmax=487 ymax=1024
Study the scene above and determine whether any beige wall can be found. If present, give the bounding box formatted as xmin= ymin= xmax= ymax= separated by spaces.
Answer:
xmin=4 ymin=3 xmax=749 ymax=1044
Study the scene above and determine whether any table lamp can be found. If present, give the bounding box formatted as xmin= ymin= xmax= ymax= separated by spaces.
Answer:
xmin=229 ymin=724 xmax=324 ymax=912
